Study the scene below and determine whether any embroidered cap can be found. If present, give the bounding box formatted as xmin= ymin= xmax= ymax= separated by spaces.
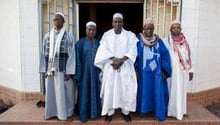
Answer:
xmin=86 ymin=21 xmax=96 ymax=27
xmin=55 ymin=12 xmax=65 ymax=20
xmin=113 ymin=13 xmax=123 ymax=20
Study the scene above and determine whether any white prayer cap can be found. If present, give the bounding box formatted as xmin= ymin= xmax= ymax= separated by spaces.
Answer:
xmin=143 ymin=18 xmax=154 ymax=26
xmin=55 ymin=12 xmax=65 ymax=20
xmin=171 ymin=20 xmax=181 ymax=26
xmin=86 ymin=21 xmax=96 ymax=27
xmin=113 ymin=13 xmax=123 ymax=20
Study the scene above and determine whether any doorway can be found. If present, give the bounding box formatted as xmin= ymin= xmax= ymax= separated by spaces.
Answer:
xmin=78 ymin=3 xmax=143 ymax=39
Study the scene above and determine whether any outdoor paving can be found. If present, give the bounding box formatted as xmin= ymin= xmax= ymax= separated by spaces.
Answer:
xmin=206 ymin=102 xmax=220 ymax=119
xmin=0 ymin=101 xmax=219 ymax=125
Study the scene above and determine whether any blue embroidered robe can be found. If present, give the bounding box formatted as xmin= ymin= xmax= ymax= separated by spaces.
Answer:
xmin=135 ymin=35 xmax=171 ymax=121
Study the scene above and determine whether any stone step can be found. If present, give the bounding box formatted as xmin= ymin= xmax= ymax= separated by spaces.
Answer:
xmin=0 ymin=101 xmax=219 ymax=125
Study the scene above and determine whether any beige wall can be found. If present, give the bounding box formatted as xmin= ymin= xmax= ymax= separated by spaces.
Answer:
xmin=182 ymin=0 xmax=220 ymax=92
xmin=0 ymin=0 xmax=40 ymax=92
xmin=0 ymin=0 xmax=23 ymax=91
xmin=194 ymin=0 xmax=220 ymax=92
xmin=145 ymin=0 xmax=179 ymax=38
xmin=19 ymin=0 xmax=40 ymax=92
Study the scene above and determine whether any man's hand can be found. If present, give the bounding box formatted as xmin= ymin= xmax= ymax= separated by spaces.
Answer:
xmin=65 ymin=74 xmax=71 ymax=81
xmin=111 ymin=62 xmax=122 ymax=70
xmin=162 ymin=71 xmax=166 ymax=80
xmin=111 ymin=57 xmax=127 ymax=70
xmin=189 ymin=72 xmax=193 ymax=81
xmin=135 ymin=71 xmax=139 ymax=80
xmin=111 ymin=57 xmax=122 ymax=70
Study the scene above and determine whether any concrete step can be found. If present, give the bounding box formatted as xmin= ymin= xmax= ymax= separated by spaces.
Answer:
xmin=0 ymin=101 xmax=219 ymax=125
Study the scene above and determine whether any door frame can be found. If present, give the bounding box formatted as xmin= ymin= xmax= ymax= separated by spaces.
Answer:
xmin=74 ymin=0 xmax=144 ymax=40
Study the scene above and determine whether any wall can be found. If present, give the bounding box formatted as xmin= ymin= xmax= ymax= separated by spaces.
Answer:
xmin=0 ymin=0 xmax=40 ymax=92
xmin=182 ymin=0 xmax=220 ymax=92
xmin=19 ymin=0 xmax=40 ymax=92
xmin=0 ymin=0 xmax=23 ymax=91
xmin=195 ymin=0 xmax=220 ymax=92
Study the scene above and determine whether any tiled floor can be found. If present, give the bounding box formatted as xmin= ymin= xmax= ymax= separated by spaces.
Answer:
xmin=0 ymin=101 xmax=219 ymax=125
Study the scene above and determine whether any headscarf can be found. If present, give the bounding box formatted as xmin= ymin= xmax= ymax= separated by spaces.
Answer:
xmin=171 ymin=21 xmax=192 ymax=70
xmin=140 ymin=33 xmax=159 ymax=47
xmin=141 ymin=18 xmax=158 ymax=46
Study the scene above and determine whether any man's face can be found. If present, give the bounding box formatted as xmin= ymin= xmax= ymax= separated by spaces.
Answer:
xmin=53 ymin=15 xmax=65 ymax=30
xmin=143 ymin=24 xmax=154 ymax=37
xmin=112 ymin=18 xmax=123 ymax=34
xmin=86 ymin=25 xmax=96 ymax=39
xmin=170 ymin=23 xmax=182 ymax=36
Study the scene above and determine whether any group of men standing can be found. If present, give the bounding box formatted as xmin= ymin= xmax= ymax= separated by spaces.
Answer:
xmin=39 ymin=12 xmax=193 ymax=122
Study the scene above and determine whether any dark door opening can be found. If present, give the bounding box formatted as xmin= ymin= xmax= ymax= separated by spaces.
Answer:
xmin=79 ymin=3 xmax=143 ymax=39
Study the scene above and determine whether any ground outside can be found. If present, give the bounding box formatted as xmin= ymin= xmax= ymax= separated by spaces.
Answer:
xmin=0 ymin=101 xmax=220 ymax=125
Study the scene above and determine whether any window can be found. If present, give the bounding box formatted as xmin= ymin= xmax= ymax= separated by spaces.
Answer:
xmin=39 ymin=0 xmax=74 ymax=87
xmin=40 ymin=0 xmax=74 ymax=35
xmin=143 ymin=0 xmax=182 ymax=38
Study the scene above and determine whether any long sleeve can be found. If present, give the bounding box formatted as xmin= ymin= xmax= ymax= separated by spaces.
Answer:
xmin=39 ymin=33 xmax=49 ymax=73
xmin=94 ymin=33 xmax=114 ymax=71
xmin=125 ymin=31 xmax=138 ymax=64
xmin=134 ymin=41 xmax=140 ymax=70
xmin=65 ymin=32 xmax=76 ymax=74
xmin=160 ymin=40 xmax=172 ymax=78
xmin=72 ymin=41 xmax=81 ymax=81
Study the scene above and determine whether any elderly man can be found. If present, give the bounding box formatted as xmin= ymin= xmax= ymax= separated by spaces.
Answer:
xmin=73 ymin=21 xmax=101 ymax=122
xmin=164 ymin=20 xmax=193 ymax=120
xmin=135 ymin=19 xmax=171 ymax=121
xmin=39 ymin=12 xmax=75 ymax=120
xmin=94 ymin=13 xmax=138 ymax=122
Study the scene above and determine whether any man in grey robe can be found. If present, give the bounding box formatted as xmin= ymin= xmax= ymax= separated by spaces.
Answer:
xmin=39 ymin=12 xmax=75 ymax=120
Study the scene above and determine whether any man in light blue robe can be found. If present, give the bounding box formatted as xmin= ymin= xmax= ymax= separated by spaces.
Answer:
xmin=39 ymin=12 xmax=75 ymax=120
xmin=135 ymin=19 xmax=171 ymax=121
xmin=73 ymin=21 xmax=101 ymax=122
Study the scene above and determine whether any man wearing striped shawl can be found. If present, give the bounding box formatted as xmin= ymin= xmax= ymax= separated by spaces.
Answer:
xmin=39 ymin=12 xmax=75 ymax=121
